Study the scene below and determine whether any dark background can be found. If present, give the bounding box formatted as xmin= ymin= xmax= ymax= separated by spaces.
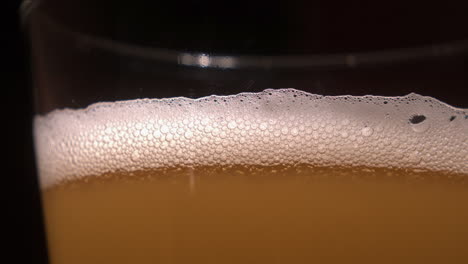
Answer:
xmin=7 ymin=0 xmax=49 ymax=263
xmin=7 ymin=0 xmax=468 ymax=263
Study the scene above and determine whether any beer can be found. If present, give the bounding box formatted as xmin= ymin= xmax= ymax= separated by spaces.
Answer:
xmin=35 ymin=89 xmax=468 ymax=263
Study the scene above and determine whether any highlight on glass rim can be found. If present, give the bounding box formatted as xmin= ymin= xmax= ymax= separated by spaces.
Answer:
xmin=35 ymin=88 xmax=468 ymax=264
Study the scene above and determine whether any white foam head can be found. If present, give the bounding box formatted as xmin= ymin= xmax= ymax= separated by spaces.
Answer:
xmin=34 ymin=88 xmax=468 ymax=188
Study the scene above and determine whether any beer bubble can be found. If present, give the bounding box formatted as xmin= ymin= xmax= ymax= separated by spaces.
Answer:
xmin=227 ymin=121 xmax=237 ymax=129
xmin=361 ymin=127 xmax=373 ymax=137
xmin=259 ymin=122 xmax=268 ymax=130
xmin=34 ymin=89 xmax=468 ymax=188
xmin=160 ymin=125 xmax=169 ymax=134
xmin=184 ymin=131 xmax=194 ymax=139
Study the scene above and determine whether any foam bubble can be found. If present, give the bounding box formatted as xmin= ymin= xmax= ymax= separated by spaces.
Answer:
xmin=34 ymin=89 xmax=468 ymax=188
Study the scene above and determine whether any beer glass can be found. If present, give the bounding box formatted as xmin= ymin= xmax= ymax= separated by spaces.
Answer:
xmin=25 ymin=1 xmax=468 ymax=263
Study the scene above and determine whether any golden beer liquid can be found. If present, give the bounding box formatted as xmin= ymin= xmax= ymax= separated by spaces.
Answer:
xmin=35 ymin=89 xmax=468 ymax=263
xmin=42 ymin=166 xmax=468 ymax=264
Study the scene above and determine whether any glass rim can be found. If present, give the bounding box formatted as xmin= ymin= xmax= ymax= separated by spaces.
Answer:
xmin=27 ymin=6 xmax=468 ymax=70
